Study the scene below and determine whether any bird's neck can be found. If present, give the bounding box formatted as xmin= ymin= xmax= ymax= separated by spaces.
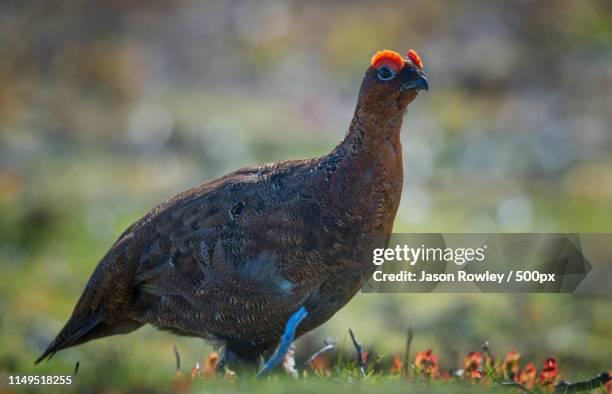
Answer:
xmin=337 ymin=107 xmax=405 ymax=156
xmin=319 ymin=107 xmax=405 ymax=234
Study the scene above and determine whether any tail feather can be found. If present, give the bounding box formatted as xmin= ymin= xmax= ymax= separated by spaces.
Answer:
xmin=35 ymin=313 xmax=102 ymax=365
xmin=35 ymin=231 xmax=144 ymax=365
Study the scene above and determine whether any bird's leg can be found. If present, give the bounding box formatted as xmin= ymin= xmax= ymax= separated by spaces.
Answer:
xmin=257 ymin=306 xmax=308 ymax=378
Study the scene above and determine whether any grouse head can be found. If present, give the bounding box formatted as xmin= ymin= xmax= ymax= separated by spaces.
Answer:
xmin=356 ymin=49 xmax=428 ymax=117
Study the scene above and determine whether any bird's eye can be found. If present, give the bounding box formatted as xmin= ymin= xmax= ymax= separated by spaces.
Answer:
xmin=377 ymin=66 xmax=396 ymax=81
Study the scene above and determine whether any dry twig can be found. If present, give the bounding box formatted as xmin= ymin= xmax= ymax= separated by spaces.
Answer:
xmin=304 ymin=337 xmax=336 ymax=369
xmin=554 ymin=372 xmax=610 ymax=393
xmin=348 ymin=328 xmax=366 ymax=376
xmin=404 ymin=326 xmax=414 ymax=377
xmin=173 ymin=345 xmax=181 ymax=371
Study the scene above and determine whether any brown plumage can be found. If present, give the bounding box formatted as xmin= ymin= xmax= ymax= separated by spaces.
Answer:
xmin=36 ymin=49 xmax=428 ymax=365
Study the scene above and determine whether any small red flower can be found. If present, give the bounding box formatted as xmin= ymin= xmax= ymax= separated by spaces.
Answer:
xmin=202 ymin=352 xmax=219 ymax=378
xmin=361 ymin=351 xmax=369 ymax=367
xmin=308 ymin=355 xmax=331 ymax=377
xmin=191 ymin=362 xmax=201 ymax=379
xmin=415 ymin=349 xmax=439 ymax=378
xmin=390 ymin=355 xmax=404 ymax=375
xmin=539 ymin=358 xmax=558 ymax=388
xmin=519 ymin=362 xmax=537 ymax=388
xmin=503 ymin=351 xmax=521 ymax=381
xmin=464 ymin=351 xmax=483 ymax=380
xmin=173 ymin=370 xmax=191 ymax=393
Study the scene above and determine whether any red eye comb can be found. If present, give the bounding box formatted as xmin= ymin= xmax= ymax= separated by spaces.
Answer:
xmin=371 ymin=50 xmax=405 ymax=72
xmin=407 ymin=49 xmax=424 ymax=69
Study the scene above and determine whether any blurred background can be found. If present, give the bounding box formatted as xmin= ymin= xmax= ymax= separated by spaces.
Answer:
xmin=0 ymin=0 xmax=611 ymax=390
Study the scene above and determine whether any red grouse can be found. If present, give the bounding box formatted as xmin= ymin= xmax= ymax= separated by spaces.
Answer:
xmin=37 ymin=49 xmax=428 ymax=365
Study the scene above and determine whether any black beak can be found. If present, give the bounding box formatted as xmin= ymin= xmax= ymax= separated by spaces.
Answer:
xmin=399 ymin=67 xmax=429 ymax=92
